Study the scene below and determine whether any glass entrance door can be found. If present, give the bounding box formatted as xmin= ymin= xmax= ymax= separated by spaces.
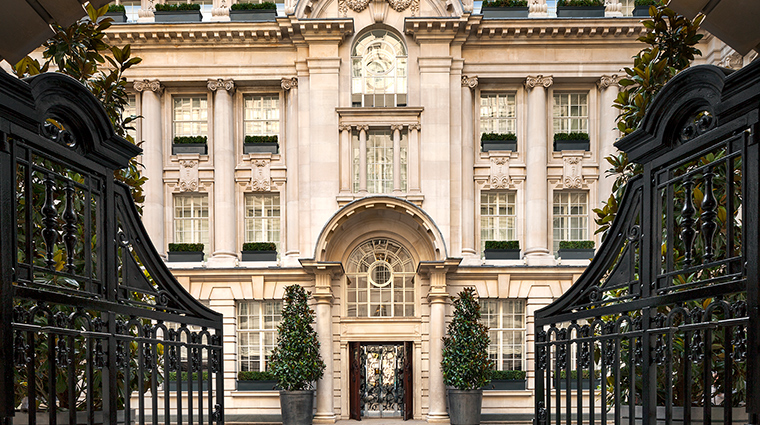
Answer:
xmin=361 ymin=344 xmax=404 ymax=418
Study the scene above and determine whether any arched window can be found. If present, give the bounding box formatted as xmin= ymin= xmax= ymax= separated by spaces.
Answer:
xmin=351 ymin=29 xmax=408 ymax=108
xmin=346 ymin=239 xmax=415 ymax=317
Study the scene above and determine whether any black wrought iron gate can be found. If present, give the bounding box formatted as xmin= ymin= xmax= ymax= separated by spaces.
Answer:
xmin=0 ymin=71 xmax=224 ymax=424
xmin=535 ymin=62 xmax=760 ymax=425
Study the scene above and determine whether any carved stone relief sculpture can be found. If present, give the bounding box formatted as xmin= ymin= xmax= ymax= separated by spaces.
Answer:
xmin=339 ymin=0 xmax=418 ymax=16
xmin=179 ymin=159 xmax=200 ymax=192
xmin=251 ymin=159 xmax=272 ymax=192
xmin=489 ymin=155 xmax=510 ymax=189
xmin=562 ymin=155 xmax=584 ymax=189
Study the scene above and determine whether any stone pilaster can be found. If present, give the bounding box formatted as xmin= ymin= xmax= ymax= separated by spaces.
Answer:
xmin=461 ymin=76 xmax=478 ymax=262
xmin=358 ymin=125 xmax=369 ymax=194
xmin=524 ymin=76 xmax=554 ymax=265
xmin=134 ymin=79 xmax=165 ymax=256
xmin=408 ymin=123 xmax=421 ymax=194
xmin=282 ymin=77 xmax=300 ymax=267
xmin=391 ymin=124 xmax=403 ymax=194
xmin=597 ymin=75 xmax=621 ymax=209
xmin=339 ymin=124 xmax=352 ymax=194
xmin=207 ymin=79 xmax=237 ymax=268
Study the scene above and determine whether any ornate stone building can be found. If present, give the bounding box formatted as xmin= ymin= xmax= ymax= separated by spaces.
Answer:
xmin=108 ymin=0 xmax=750 ymax=422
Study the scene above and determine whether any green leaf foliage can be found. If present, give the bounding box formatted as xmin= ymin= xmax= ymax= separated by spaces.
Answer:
xmin=442 ymin=288 xmax=493 ymax=390
xmin=634 ymin=0 xmax=662 ymax=6
xmin=173 ymin=135 xmax=208 ymax=145
xmin=558 ymin=240 xmax=595 ymax=250
xmin=557 ymin=0 xmax=603 ymax=6
xmin=231 ymin=2 xmax=277 ymax=10
xmin=155 ymin=3 xmax=201 ymax=11
xmin=108 ymin=4 xmax=126 ymax=12
xmin=480 ymin=0 xmax=527 ymax=7
xmin=268 ymin=284 xmax=325 ymax=391
xmin=491 ymin=369 xmax=526 ymax=380
xmin=480 ymin=132 xmax=517 ymax=141
xmin=168 ymin=243 xmax=204 ymax=252
xmin=244 ymin=135 xmax=279 ymax=144
xmin=484 ymin=240 xmax=519 ymax=250
xmin=242 ymin=242 xmax=277 ymax=251
xmin=553 ymin=132 xmax=589 ymax=141
xmin=237 ymin=370 xmax=276 ymax=381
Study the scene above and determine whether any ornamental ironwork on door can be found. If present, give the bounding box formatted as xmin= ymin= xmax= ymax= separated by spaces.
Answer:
xmin=361 ymin=344 xmax=406 ymax=418
xmin=0 ymin=71 xmax=224 ymax=424
xmin=534 ymin=62 xmax=760 ymax=425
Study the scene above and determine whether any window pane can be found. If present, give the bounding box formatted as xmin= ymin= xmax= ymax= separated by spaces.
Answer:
xmin=237 ymin=300 xmax=282 ymax=372
xmin=552 ymin=191 xmax=588 ymax=252
xmin=480 ymin=191 xmax=517 ymax=255
xmin=173 ymin=96 xmax=208 ymax=137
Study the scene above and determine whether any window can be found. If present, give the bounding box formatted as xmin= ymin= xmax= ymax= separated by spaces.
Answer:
xmin=553 ymin=93 xmax=588 ymax=135
xmin=244 ymin=95 xmax=280 ymax=138
xmin=552 ymin=192 xmax=588 ymax=252
xmin=174 ymin=194 xmax=209 ymax=253
xmin=173 ymin=96 xmax=208 ymax=137
xmin=480 ymin=191 xmax=517 ymax=254
xmin=481 ymin=299 xmax=526 ymax=371
xmin=480 ymin=93 xmax=516 ymax=136
xmin=238 ymin=300 xmax=282 ymax=372
xmin=352 ymin=130 xmax=407 ymax=194
xmin=346 ymin=239 xmax=415 ymax=318
xmin=351 ymin=30 xmax=408 ymax=107
xmin=244 ymin=194 xmax=281 ymax=251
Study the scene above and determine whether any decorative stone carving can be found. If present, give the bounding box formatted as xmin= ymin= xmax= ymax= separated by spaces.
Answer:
xmin=339 ymin=0 xmax=417 ymax=15
xmin=338 ymin=124 xmax=353 ymax=132
xmin=139 ymin=0 xmax=155 ymax=16
xmin=562 ymin=155 xmax=584 ymax=189
xmin=604 ymin=1 xmax=622 ymax=16
xmin=408 ymin=123 xmax=421 ymax=131
xmin=390 ymin=124 xmax=405 ymax=132
xmin=388 ymin=0 xmax=413 ymax=12
xmin=342 ymin=0 xmax=371 ymax=13
xmin=251 ymin=159 xmax=271 ymax=192
xmin=461 ymin=75 xmax=478 ymax=90
xmin=489 ymin=155 xmax=510 ymax=189
xmin=133 ymin=79 xmax=163 ymax=94
xmin=524 ymin=75 xmax=553 ymax=90
xmin=529 ymin=0 xmax=547 ymax=14
xmin=719 ymin=51 xmax=743 ymax=70
xmin=207 ymin=79 xmax=235 ymax=94
xmin=357 ymin=124 xmax=370 ymax=132
xmin=597 ymin=74 xmax=621 ymax=90
xmin=178 ymin=160 xmax=200 ymax=192
xmin=281 ymin=77 xmax=298 ymax=91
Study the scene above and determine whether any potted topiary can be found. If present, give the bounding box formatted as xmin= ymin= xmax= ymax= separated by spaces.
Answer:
xmin=243 ymin=135 xmax=279 ymax=154
xmin=230 ymin=2 xmax=277 ymax=21
xmin=104 ymin=4 xmax=127 ymax=22
xmin=172 ymin=135 xmax=208 ymax=155
xmin=480 ymin=0 xmax=528 ymax=18
xmin=484 ymin=369 xmax=527 ymax=391
xmin=241 ymin=242 xmax=277 ymax=262
xmin=480 ymin=132 xmax=517 ymax=152
xmin=483 ymin=240 xmax=521 ymax=260
xmin=167 ymin=243 xmax=205 ymax=262
xmin=442 ymin=288 xmax=493 ymax=425
xmin=557 ymin=240 xmax=595 ymax=259
xmin=237 ymin=370 xmax=278 ymax=391
xmin=556 ymin=0 xmax=605 ymax=17
xmin=268 ymin=285 xmax=325 ymax=425
xmin=154 ymin=3 xmax=202 ymax=22
xmin=553 ymin=132 xmax=590 ymax=151
xmin=633 ymin=0 xmax=659 ymax=16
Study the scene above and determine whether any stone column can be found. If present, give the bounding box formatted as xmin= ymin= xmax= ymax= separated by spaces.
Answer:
xmin=524 ymin=76 xmax=554 ymax=265
xmin=134 ymin=79 xmax=165 ymax=256
xmin=339 ymin=124 xmax=352 ymax=194
xmin=282 ymin=77 xmax=300 ymax=267
xmin=461 ymin=76 xmax=478 ymax=262
xmin=392 ymin=124 xmax=403 ymax=194
xmin=358 ymin=125 xmax=369 ymax=194
xmin=207 ymin=79 xmax=237 ymax=268
xmin=597 ymin=75 xmax=621 ymax=207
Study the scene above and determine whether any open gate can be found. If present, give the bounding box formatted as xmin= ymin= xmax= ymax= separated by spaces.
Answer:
xmin=535 ymin=61 xmax=760 ymax=425
xmin=0 ymin=71 xmax=224 ymax=424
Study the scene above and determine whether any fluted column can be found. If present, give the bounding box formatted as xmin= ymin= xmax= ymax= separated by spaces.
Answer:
xmin=207 ymin=79 xmax=237 ymax=268
xmin=461 ymin=76 xmax=478 ymax=261
xmin=524 ymin=76 xmax=554 ymax=265
xmin=134 ymin=79 xmax=164 ymax=256
xmin=597 ymin=75 xmax=621 ymax=207
xmin=392 ymin=124 xmax=403 ymax=194
xmin=358 ymin=125 xmax=369 ymax=194
xmin=282 ymin=77 xmax=300 ymax=267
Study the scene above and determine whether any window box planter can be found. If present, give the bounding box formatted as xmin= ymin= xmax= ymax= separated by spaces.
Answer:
xmin=173 ymin=135 xmax=208 ymax=155
xmin=237 ymin=379 xmax=278 ymax=391
xmin=167 ymin=243 xmax=204 ymax=262
xmin=484 ymin=249 xmax=521 ymax=260
xmin=481 ymin=7 xmax=529 ymax=18
xmin=553 ymin=132 xmax=590 ymax=151
xmin=154 ymin=10 xmax=203 ymax=22
xmin=481 ymin=133 xmax=517 ymax=152
xmin=556 ymin=6 xmax=605 ymax=17
xmin=483 ymin=379 xmax=526 ymax=391
xmin=241 ymin=242 xmax=277 ymax=261
xmin=104 ymin=10 xmax=128 ymax=22
xmin=244 ymin=142 xmax=278 ymax=154
xmin=230 ymin=9 xmax=277 ymax=21
xmin=632 ymin=5 xmax=651 ymax=16
xmin=557 ymin=248 xmax=594 ymax=259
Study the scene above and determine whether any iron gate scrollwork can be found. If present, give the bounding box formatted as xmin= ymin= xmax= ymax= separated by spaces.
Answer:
xmin=535 ymin=62 xmax=760 ymax=425
xmin=360 ymin=344 xmax=405 ymax=418
xmin=0 ymin=71 xmax=224 ymax=424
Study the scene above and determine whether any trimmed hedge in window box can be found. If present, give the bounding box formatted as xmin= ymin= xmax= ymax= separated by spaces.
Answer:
xmin=241 ymin=242 xmax=277 ymax=262
xmin=105 ymin=4 xmax=127 ymax=22
xmin=557 ymin=240 xmax=594 ymax=260
xmin=154 ymin=3 xmax=202 ymax=22
xmin=556 ymin=0 xmax=604 ymax=17
xmin=243 ymin=135 xmax=279 ymax=154
xmin=484 ymin=240 xmax=521 ymax=260
xmin=553 ymin=132 xmax=589 ymax=151
xmin=632 ymin=0 xmax=658 ymax=16
xmin=172 ymin=136 xmax=208 ymax=155
xmin=483 ymin=369 xmax=526 ymax=390
xmin=481 ymin=133 xmax=517 ymax=152
xmin=168 ymin=243 xmax=204 ymax=262
xmin=481 ymin=0 xmax=528 ymax=18
xmin=237 ymin=371 xmax=278 ymax=391
xmin=230 ymin=2 xmax=277 ymax=21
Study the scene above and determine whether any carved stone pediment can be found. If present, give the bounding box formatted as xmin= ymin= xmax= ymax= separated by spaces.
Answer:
xmin=562 ymin=154 xmax=584 ymax=189
xmin=178 ymin=159 xmax=199 ymax=192
xmin=489 ymin=154 xmax=510 ymax=189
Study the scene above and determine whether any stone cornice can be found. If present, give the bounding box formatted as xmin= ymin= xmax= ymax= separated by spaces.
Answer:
xmin=471 ymin=18 xmax=646 ymax=42
xmin=404 ymin=16 xmax=473 ymax=42
xmin=104 ymin=22 xmax=286 ymax=46
xmin=280 ymin=17 xmax=355 ymax=44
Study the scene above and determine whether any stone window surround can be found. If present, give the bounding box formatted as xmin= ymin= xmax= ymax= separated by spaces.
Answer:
xmin=234 ymin=88 xmax=285 ymax=159
xmin=474 ymin=84 xmax=526 ymax=162
xmin=551 ymin=190 xmax=590 ymax=252
xmin=163 ymin=87 xmax=214 ymax=163
xmin=548 ymin=84 xmax=599 ymax=161
xmin=481 ymin=298 xmax=526 ymax=372
xmin=237 ymin=299 xmax=282 ymax=373
xmin=479 ymin=190 xmax=518 ymax=255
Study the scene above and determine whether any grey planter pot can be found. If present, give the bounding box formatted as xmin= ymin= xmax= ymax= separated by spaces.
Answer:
xmin=104 ymin=11 xmax=128 ymax=22
xmin=483 ymin=379 xmax=526 ymax=390
xmin=167 ymin=380 xmax=209 ymax=391
xmin=168 ymin=251 xmax=205 ymax=262
xmin=481 ymin=139 xmax=517 ymax=152
xmin=481 ymin=7 xmax=529 ymax=18
xmin=241 ymin=250 xmax=277 ymax=262
xmin=154 ymin=10 xmax=203 ymax=22
xmin=632 ymin=5 xmax=651 ymax=16
xmin=230 ymin=9 xmax=277 ymax=21
xmin=237 ymin=380 xmax=278 ymax=391
xmin=556 ymin=6 xmax=605 ymax=17
xmin=553 ymin=139 xmax=590 ymax=151
xmin=280 ymin=390 xmax=314 ymax=425
xmin=448 ymin=389 xmax=482 ymax=425
xmin=484 ymin=248 xmax=521 ymax=260
xmin=558 ymin=248 xmax=594 ymax=260
xmin=244 ymin=142 xmax=279 ymax=154
xmin=172 ymin=143 xmax=207 ymax=155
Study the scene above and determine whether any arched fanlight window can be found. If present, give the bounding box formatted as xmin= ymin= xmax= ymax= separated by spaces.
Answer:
xmin=346 ymin=239 xmax=415 ymax=317
xmin=351 ymin=29 xmax=408 ymax=108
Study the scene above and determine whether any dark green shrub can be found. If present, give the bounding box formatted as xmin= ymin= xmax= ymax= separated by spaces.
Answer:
xmin=238 ymin=370 xmax=276 ymax=381
xmin=244 ymin=135 xmax=278 ymax=144
xmin=480 ymin=132 xmax=517 ymax=141
xmin=553 ymin=132 xmax=589 ymax=141
xmin=231 ymin=2 xmax=277 ymax=10
xmin=442 ymin=287 xmax=493 ymax=390
xmin=168 ymin=243 xmax=204 ymax=252
xmin=484 ymin=240 xmax=519 ymax=250
xmin=269 ymin=285 xmax=325 ymax=391
xmin=491 ymin=369 xmax=526 ymax=380
xmin=167 ymin=371 xmax=209 ymax=381
xmin=155 ymin=3 xmax=201 ymax=11
xmin=558 ymin=240 xmax=595 ymax=250
xmin=634 ymin=0 xmax=661 ymax=6
xmin=242 ymin=242 xmax=277 ymax=251
xmin=173 ymin=135 xmax=207 ymax=145
xmin=107 ymin=4 xmax=126 ymax=12
xmin=557 ymin=0 xmax=603 ymax=6
xmin=480 ymin=0 xmax=527 ymax=7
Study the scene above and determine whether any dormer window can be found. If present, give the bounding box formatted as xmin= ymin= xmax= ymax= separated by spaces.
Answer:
xmin=351 ymin=29 xmax=408 ymax=107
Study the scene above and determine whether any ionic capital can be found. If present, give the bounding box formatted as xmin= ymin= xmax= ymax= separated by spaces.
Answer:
xmin=357 ymin=125 xmax=370 ymax=132
xmin=281 ymin=77 xmax=298 ymax=91
xmin=597 ymin=74 xmax=622 ymax=90
xmin=461 ymin=75 xmax=478 ymax=90
xmin=207 ymin=79 xmax=235 ymax=94
xmin=524 ymin=75 xmax=553 ymax=90
xmin=408 ymin=123 xmax=421 ymax=131
xmin=338 ymin=124 xmax=353 ymax=132
xmin=390 ymin=124 xmax=405 ymax=132
xmin=133 ymin=79 xmax=164 ymax=95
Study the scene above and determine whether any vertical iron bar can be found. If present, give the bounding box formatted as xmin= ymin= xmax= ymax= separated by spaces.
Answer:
xmin=48 ymin=331 xmax=57 ymax=425
xmin=683 ymin=329 xmax=691 ymax=425
xmin=614 ymin=336 xmax=621 ymax=425
xmin=68 ymin=334 xmax=76 ymax=425
xmin=600 ymin=337 xmax=606 ymax=425
xmin=86 ymin=334 xmax=93 ymax=425
xmin=0 ymin=131 xmax=14 ymax=420
xmin=665 ymin=330 xmax=673 ymax=425
xmin=151 ymin=339 xmax=158 ymax=425
xmin=27 ymin=328 xmax=37 ymax=425
xmin=576 ymin=338 xmax=582 ymax=425
xmin=744 ymin=122 xmax=760 ymax=418
xmin=138 ymin=333 xmax=145 ymax=425
xmin=104 ymin=173 xmax=118 ymax=425
xmin=124 ymin=338 xmax=132 ymax=425
xmin=703 ymin=326 xmax=712 ymax=425
xmin=725 ymin=324 xmax=733 ymax=425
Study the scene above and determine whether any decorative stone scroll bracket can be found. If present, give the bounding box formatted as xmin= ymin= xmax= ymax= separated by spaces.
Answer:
xmin=462 ymin=75 xmax=478 ymax=90
xmin=525 ymin=75 xmax=553 ymax=90
xmin=251 ymin=159 xmax=272 ymax=192
xmin=133 ymin=79 xmax=164 ymax=95
xmin=597 ymin=74 xmax=622 ymax=90
xmin=281 ymin=77 xmax=298 ymax=91
xmin=207 ymin=79 xmax=235 ymax=94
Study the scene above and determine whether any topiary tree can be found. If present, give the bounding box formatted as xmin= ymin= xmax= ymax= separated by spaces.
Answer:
xmin=442 ymin=287 xmax=493 ymax=390
xmin=268 ymin=284 xmax=326 ymax=391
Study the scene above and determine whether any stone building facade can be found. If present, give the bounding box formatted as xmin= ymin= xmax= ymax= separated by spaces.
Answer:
xmin=109 ymin=0 xmax=750 ymax=421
